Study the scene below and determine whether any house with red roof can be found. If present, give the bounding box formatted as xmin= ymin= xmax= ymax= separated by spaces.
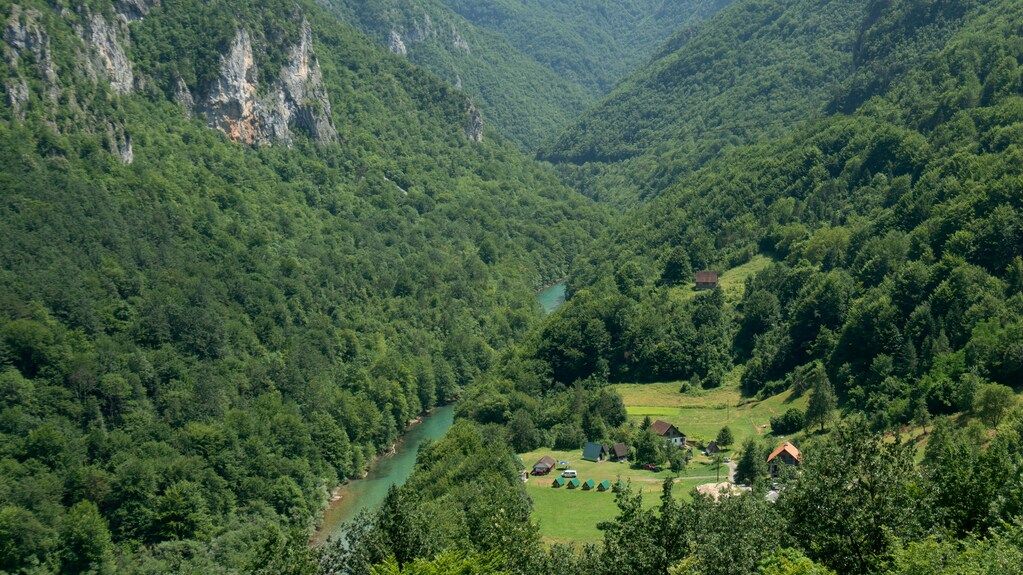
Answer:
xmin=649 ymin=420 xmax=686 ymax=447
xmin=767 ymin=442 xmax=802 ymax=477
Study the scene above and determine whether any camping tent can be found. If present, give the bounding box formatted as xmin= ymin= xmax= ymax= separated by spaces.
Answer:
xmin=567 ymin=478 xmax=581 ymax=489
xmin=597 ymin=480 xmax=612 ymax=492
xmin=552 ymin=476 xmax=565 ymax=488
xmin=582 ymin=479 xmax=596 ymax=490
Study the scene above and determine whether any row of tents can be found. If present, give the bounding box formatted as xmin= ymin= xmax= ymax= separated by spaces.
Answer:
xmin=551 ymin=477 xmax=619 ymax=491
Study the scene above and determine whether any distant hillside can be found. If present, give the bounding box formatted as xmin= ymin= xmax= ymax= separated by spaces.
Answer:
xmin=542 ymin=0 xmax=1023 ymax=409
xmin=0 ymin=0 xmax=605 ymax=571
xmin=440 ymin=0 xmax=731 ymax=95
xmin=323 ymin=0 xmax=729 ymax=150
xmin=539 ymin=0 xmax=944 ymax=204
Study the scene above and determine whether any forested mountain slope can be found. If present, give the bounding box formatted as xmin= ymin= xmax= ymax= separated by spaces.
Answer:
xmin=353 ymin=0 xmax=1023 ymax=572
xmin=440 ymin=0 xmax=731 ymax=96
xmin=0 ymin=0 xmax=605 ymax=571
xmin=540 ymin=0 xmax=977 ymax=205
xmin=325 ymin=0 xmax=730 ymax=150
xmin=321 ymin=0 xmax=590 ymax=149
xmin=544 ymin=0 xmax=1023 ymax=422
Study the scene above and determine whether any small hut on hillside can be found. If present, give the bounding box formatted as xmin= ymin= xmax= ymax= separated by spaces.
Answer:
xmin=597 ymin=480 xmax=612 ymax=492
xmin=695 ymin=270 xmax=719 ymax=290
xmin=582 ymin=479 xmax=596 ymax=490
xmin=567 ymin=478 xmax=581 ymax=489
xmin=552 ymin=476 xmax=566 ymax=488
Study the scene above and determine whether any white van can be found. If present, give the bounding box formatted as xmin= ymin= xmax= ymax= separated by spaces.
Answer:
xmin=561 ymin=469 xmax=577 ymax=478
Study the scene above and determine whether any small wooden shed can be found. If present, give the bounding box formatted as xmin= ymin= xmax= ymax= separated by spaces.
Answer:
xmin=532 ymin=455 xmax=556 ymax=476
xmin=582 ymin=479 xmax=596 ymax=490
xmin=552 ymin=476 xmax=566 ymax=488
xmin=695 ymin=270 xmax=719 ymax=290
xmin=597 ymin=480 xmax=612 ymax=492
xmin=567 ymin=478 xmax=581 ymax=489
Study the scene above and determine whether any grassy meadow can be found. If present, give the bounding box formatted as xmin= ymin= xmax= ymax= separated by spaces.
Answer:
xmin=520 ymin=366 xmax=802 ymax=544
xmin=519 ymin=447 xmax=732 ymax=544
xmin=614 ymin=373 xmax=809 ymax=446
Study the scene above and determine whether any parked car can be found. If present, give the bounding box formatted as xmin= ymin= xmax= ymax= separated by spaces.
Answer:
xmin=561 ymin=469 xmax=577 ymax=478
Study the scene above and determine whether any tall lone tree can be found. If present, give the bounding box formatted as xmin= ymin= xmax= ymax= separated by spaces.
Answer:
xmin=734 ymin=439 xmax=767 ymax=486
xmin=716 ymin=426 xmax=735 ymax=448
xmin=806 ymin=367 xmax=837 ymax=432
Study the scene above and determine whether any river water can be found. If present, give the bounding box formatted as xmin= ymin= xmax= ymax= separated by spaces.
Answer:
xmin=312 ymin=282 xmax=568 ymax=545
xmin=537 ymin=281 xmax=567 ymax=314
xmin=311 ymin=405 xmax=454 ymax=545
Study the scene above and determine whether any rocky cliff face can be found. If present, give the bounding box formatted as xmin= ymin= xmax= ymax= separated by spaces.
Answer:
xmin=452 ymin=26 xmax=470 ymax=53
xmin=75 ymin=7 xmax=134 ymax=95
xmin=3 ymin=3 xmax=335 ymax=151
xmin=198 ymin=21 xmax=337 ymax=146
xmin=4 ymin=4 xmax=137 ymax=161
xmin=280 ymin=21 xmax=337 ymax=142
xmin=114 ymin=0 xmax=160 ymax=22
xmin=388 ymin=30 xmax=407 ymax=55
xmin=3 ymin=5 xmax=59 ymax=117
xmin=465 ymin=100 xmax=483 ymax=143
xmin=384 ymin=10 xmax=438 ymax=58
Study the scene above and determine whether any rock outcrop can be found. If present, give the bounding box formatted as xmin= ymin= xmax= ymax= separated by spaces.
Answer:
xmin=106 ymin=121 xmax=133 ymax=164
xmin=199 ymin=21 xmax=336 ymax=146
xmin=114 ymin=0 xmax=159 ymax=22
xmin=280 ymin=20 xmax=337 ymax=142
xmin=465 ymin=100 xmax=483 ymax=143
xmin=4 ymin=5 xmax=136 ymax=163
xmin=173 ymin=74 xmax=194 ymax=112
xmin=3 ymin=5 xmax=60 ymax=116
xmin=75 ymin=7 xmax=134 ymax=95
xmin=452 ymin=27 xmax=469 ymax=53
xmin=387 ymin=12 xmax=437 ymax=57
xmin=388 ymin=30 xmax=407 ymax=56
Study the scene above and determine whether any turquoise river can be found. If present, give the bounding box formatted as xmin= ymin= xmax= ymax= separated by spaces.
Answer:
xmin=312 ymin=280 xmax=567 ymax=545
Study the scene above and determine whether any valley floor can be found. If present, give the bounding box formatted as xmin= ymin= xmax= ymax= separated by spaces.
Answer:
xmin=520 ymin=372 xmax=803 ymax=544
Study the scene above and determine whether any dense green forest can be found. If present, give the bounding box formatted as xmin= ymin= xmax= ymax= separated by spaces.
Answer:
xmin=0 ymin=0 xmax=605 ymax=571
xmin=4 ymin=0 xmax=1023 ymax=573
xmin=320 ymin=0 xmax=590 ymax=149
xmin=439 ymin=0 xmax=730 ymax=96
xmin=332 ymin=0 xmax=1023 ymax=573
xmin=540 ymin=0 xmax=1023 ymax=415
xmin=538 ymin=0 xmax=979 ymax=205
xmin=322 ymin=0 xmax=727 ymax=150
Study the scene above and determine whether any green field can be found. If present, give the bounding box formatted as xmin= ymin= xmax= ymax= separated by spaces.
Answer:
xmin=520 ymin=448 xmax=731 ymax=544
xmin=670 ymin=254 xmax=773 ymax=303
xmin=615 ymin=374 xmax=808 ymax=446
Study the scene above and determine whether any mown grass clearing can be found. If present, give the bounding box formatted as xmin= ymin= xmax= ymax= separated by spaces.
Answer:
xmin=519 ymin=448 xmax=728 ymax=544
xmin=614 ymin=380 xmax=807 ymax=446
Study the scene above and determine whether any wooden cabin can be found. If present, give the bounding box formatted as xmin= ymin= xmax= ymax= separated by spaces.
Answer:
xmin=695 ymin=270 xmax=719 ymax=290
xmin=767 ymin=442 xmax=802 ymax=477
xmin=532 ymin=455 xmax=556 ymax=476
xmin=649 ymin=420 xmax=686 ymax=447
